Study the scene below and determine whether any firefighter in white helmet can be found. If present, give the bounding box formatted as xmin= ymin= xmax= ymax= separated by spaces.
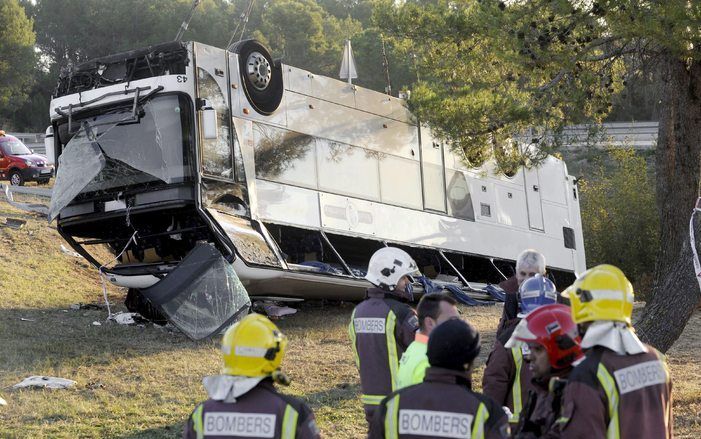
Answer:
xmin=348 ymin=247 xmax=421 ymax=425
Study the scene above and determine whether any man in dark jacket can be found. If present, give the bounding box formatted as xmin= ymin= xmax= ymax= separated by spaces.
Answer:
xmin=369 ymin=318 xmax=509 ymax=439
xmin=506 ymin=304 xmax=584 ymax=438
xmin=483 ymin=274 xmax=558 ymax=427
xmin=183 ymin=313 xmax=320 ymax=439
xmin=495 ymin=249 xmax=547 ymax=338
xmin=558 ymin=264 xmax=673 ymax=439
xmin=349 ymin=247 xmax=421 ymax=424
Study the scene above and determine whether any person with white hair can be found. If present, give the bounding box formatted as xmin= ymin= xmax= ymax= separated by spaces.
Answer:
xmin=496 ymin=249 xmax=547 ymax=338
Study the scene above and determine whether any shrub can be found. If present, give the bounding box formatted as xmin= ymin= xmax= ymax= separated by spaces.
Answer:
xmin=579 ymin=147 xmax=658 ymax=299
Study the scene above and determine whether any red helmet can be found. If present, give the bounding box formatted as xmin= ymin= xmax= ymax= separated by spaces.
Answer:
xmin=511 ymin=304 xmax=583 ymax=369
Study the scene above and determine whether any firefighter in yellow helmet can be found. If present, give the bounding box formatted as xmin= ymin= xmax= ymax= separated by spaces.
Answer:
xmin=183 ymin=314 xmax=321 ymax=439
xmin=557 ymin=264 xmax=673 ymax=438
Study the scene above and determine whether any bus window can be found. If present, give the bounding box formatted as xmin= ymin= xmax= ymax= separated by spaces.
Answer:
xmin=324 ymin=232 xmax=385 ymax=276
xmin=253 ymin=124 xmax=317 ymax=189
xmin=316 ymin=139 xmax=381 ymax=202
xmin=378 ymin=154 xmax=423 ymax=209
xmin=197 ymin=68 xmax=233 ymax=179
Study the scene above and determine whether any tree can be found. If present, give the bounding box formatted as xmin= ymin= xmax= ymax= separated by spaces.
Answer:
xmin=0 ymin=0 xmax=36 ymax=128
xmin=253 ymin=0 xmax=362 ymax=76
xmin=377 ymin=0 xmax=701 ymax=351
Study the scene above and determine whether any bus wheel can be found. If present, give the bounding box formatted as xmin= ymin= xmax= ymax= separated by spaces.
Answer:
xmin=230 ymin=39 xmax=283 ymax=115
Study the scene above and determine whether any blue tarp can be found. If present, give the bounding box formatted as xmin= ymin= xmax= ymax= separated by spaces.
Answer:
xmin=416 ymin=276 xmax=493 ymax=306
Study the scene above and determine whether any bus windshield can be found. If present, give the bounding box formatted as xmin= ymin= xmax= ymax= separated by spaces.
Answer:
xmin=50 ymin=94 xmax=192 ymax=219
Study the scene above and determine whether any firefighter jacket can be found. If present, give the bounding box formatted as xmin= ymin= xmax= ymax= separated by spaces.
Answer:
xmin=512 ymin=372 xmax=570 ymax=439
xmin=396 ymin=332 xmax=429 ymax=389
xmin=482 ymin=321 xmax=535 ymax=426
xmin=348 ymin=287 xmax=419 ymax=412
xmin=183 ymin=379 xmax=320 ymax=439
xmin=558 ymin=344 xmax=673 ymax=439
xmin=368 ymin=367 xmax=510 ymax=439
xmin=495 ymin=276 xmax=519 ymax=339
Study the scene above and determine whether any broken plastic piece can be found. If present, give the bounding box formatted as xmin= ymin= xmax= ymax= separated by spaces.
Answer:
xmin=60 ymin=244 xmax=82 ymax=258
xmin=2 ymin=218 xmax=26 ymax=229
xmin=92 ymin=321 xmax=102 ymax=326
xmin=13 ymin=376 xmax=77 ymax=390
xmin=0 ymin=395 xmax=6 ymax=406
xmin=19 ymin=318 xmax=36 ymax=322
xmin=111 ymin=312 xmax=146 ymax=325
xmin=253 ymin=301 xmax=297 ymax=319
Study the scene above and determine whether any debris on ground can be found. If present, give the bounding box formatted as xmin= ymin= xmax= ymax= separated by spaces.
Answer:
xmin=252 ymin=301 xmax=298 ymax=319
xmin=19 ymin=318 xmax=36 ymax=322
xmin=69 ymin=303 xmax=105 ymax=311
xmin=110 ymin=312 xmax=149 ymax=325
xmin=92 ymin=321 xmax=102 ymax=326
xmin=86 ymin=382 xmax=105 ymax=390
xmin=0 ymin=217 xmax=26 ymax=229
xmin=60 ymin=244 xmax=82 ymax=258
xmin=12 ymin=376 xmax=77 ymax=390
xmin=0 ymin=395 xmax=6 ymax=406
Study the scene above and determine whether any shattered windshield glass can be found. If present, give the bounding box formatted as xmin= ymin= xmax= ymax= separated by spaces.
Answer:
xmin=50 ymin=94 xmax=192 ymax=220
xmin=140 ymin=243 xmax=251 ymax=340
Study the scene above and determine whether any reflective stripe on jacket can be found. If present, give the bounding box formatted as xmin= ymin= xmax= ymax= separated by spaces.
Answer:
xmin=368 ymin=367 xmax=509 ymax=439
xmin=396 ymin=333 xmax=429 ymax=389
xmin=482 ymin=321 xmax=534 ymax=424
xmin=558 ymin=344 xmax=672 ymax=439
xmin=183 ymin=380 xmax=320 ymax=439
xmin=348 ymin=288 xmax=418 ymax=406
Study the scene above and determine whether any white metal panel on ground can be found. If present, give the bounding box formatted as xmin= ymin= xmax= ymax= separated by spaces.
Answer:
xmin=254 ymin=179 xmax=321 ymax=228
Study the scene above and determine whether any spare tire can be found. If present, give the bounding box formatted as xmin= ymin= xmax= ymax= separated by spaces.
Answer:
xmin=230 ymin=39 xmax=283 ymax=115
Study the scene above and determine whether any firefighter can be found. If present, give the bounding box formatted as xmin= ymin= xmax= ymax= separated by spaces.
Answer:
xmin=483 ymin=274 xmax=558 ymax=427
xmin=557 ymin=264 xmax=673 ymax=438
xmin=348 ymin=247 xmax=421 ymax=424
xmin=496 ymin=249 xmax=547 ymax=338
xmin=369 ymin=318 xmax=509 ymax=439
xmin=505 ymin=304 xmax=583 ymax=438
xmin=396 ymin=293 xmax=460 ymax=388
xmin=183 ymin=314 xmax=320 ymax=439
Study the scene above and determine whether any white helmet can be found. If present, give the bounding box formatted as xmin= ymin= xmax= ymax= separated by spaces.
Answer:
xmin=365 ymin=247 xmax=420 ymax=292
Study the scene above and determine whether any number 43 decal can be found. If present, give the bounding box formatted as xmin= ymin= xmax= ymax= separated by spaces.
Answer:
xmin=176 ymin=75 xmax=188 ymax=83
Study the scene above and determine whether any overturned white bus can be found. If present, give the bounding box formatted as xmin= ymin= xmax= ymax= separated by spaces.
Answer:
xmin=48 ymin=40 xmax=585 ymax=339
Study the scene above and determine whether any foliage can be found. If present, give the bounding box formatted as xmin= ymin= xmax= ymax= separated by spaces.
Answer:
xmin=374 ymin=0 xmax=700 ymax=169
xmin=4 ymin=0 xmax=417 ymax=131
xmin=0 ymin=0 xmax=36 ymax=127
xmin=579 ymin=147 xmax=658 ymax=297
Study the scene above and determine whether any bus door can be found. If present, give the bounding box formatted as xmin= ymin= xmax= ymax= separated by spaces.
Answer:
xmin=194 ymin=43 xmax=235 ymax=182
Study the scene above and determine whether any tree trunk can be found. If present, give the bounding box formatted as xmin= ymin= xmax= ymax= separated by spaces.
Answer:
xmin=636 ymin=53 xmax=701 ymax=352
xmin=636 ymin=210 xmax=701 ymax=352
xmin=651 ymin=54 xmax=701 ymax=293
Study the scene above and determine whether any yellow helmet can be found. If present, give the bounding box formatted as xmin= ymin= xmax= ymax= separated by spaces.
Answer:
xmin=221 ymin=313 xmax=288 ymax=377
xmin=564 ymin=264 xmax=634 ymax=325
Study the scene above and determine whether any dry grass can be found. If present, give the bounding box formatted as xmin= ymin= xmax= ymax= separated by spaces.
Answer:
xmin=0 ymin=200 xmax=699 ymax=438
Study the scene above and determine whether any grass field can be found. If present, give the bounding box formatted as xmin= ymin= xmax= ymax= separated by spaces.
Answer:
xmin=1 ymin=197 xmax=700 ymax=438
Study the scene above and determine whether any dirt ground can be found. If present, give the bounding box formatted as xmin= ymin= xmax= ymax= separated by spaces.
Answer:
xmin=0 ymin=198 xmax=699 ymax=438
